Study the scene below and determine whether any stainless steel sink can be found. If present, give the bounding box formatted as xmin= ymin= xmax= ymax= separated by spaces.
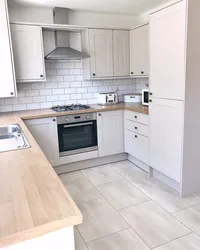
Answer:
xmin=0 ymin=124 xmax=31 ymax=153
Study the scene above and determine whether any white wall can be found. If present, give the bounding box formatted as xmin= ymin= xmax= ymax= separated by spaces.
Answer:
xmin=8 ymin=2 xmax=138 ymax=28
xmin=8 ymin=2 xmax=54 ymax=23
xmin=68 ymin=11 xmax=138 ymax=28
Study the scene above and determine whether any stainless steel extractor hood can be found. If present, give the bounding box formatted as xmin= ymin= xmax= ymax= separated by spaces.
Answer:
xmin=45 ymin=8 xmax=88 ymax=60
xmin=45 ymin=47 xmax=88 ymax=60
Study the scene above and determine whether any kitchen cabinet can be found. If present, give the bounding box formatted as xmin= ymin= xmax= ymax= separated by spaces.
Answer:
xmin=97 ymin=110 xmax=124 ymax=157
xmin=149 ymin=98 xmax=183 ymax=183
xmin=25 ymin=117 xmax=59 ymax=166
xmin=0 ymin=0 xmax=16 ymax=98
xmin=11 ymin=24 xmax=46 ymax=82
xmin=150 ymin=2 xmax=186 ymax=100
xmin=130 ymin=24 xmax=149 ymax=77
xmin=113 ymin=30 xmax=130 ymax=77
xmin=82 ymin=28 xmax=130 ymax=79
xmin=124 ymin=110 xmax=149 ymax=165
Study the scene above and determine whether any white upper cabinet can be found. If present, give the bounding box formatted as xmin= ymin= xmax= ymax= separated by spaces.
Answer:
xmin=0 ymin=0 xmax=16 ymax=98
xmin=130 ymin=24 xmax=149 ymax=77
xmin=11 ymin=24 xmax=46 ymax=82
xmin=150 ymin=2 xmax=186 ymax=100
xmin=97 ymin=111 xmax=124 ymax=157
xmin=89 ymin=29 xmax=113 ymax=78
xmin=149 ymin=98 xmax=183 ymax=183
xmin=113 ymin=30 xmax=130 ymax=77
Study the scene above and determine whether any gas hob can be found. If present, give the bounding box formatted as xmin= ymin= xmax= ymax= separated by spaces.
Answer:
xmin=52 ymin=104 xmax=91 ymax=112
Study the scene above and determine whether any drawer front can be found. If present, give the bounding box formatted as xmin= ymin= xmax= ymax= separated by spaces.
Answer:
xmin=125 ymin=110 xmax=148 ymax=125
xmin=126 ymin=120 xmax=148 ymax=137
xmin=125 ymin=129 xmax=149 ymax=164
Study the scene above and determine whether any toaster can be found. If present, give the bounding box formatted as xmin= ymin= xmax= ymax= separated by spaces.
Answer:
xmin=98 ymin=92 xmax=118 ymax=105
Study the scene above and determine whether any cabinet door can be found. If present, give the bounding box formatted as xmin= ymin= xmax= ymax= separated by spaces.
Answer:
xmin=141 ymin=25 xmax=149 ymax=76
xmin=11 ymin=24 xmax=46 ymax=82
xmin=97 ymin=111 xmax=124 ymax=157
xmin=89 ymin=29 xmax=113 ymax=77
xmin=149 ymin=98 xmax=184 ymax=182
xmin=150 ymin=1 xmax=186 ymax=100
xmin=130 ymin=24 xmax=149 ymax=77
xmin=113 ymin=30 xmax=130 ymax=76
xmin=25 ymin=117 xmax=59 ymax=166
xmin=0 ymin=0 xmax=16 ymax=98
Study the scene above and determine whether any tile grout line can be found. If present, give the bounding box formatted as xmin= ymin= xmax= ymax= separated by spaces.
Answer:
xmin=75 ymin=226 xmax=90 ymax=250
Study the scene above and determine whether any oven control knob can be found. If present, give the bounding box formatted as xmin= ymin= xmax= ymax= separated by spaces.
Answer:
xmin=86 ymin=115 xmax=90 ymax=119
xmin=65 ymin=117 xmax=69 ymax=122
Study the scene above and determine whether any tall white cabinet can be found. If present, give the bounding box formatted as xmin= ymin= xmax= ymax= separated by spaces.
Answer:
xmin=0 ymin=0 xmax=16 ymax=98
xmin=149 ymin=0 xmax=200 ymax=196
xmin=11 ymin=24 xmax=46 ymax=82
xmin=130 ymin=24 xmax=149 ymax=77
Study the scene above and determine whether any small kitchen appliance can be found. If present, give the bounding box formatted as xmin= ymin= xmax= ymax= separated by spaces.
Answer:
xmin=142 ymin=89 xmax=149 ymax=106
xmin=98 ymin=92 xmax=118 ymax=105
xmin=124 ymin=94 xmax=142 ymax=103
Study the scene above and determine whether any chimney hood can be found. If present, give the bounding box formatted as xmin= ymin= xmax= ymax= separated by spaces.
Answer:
xmin=45 ymin=8 xmax=88 ymax=60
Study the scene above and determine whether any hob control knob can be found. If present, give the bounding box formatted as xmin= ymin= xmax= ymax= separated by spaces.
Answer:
xmin=86 ymin=115 xmax=90 ymax=119
xmin=65 ymin=117 xmax=69 ymax=122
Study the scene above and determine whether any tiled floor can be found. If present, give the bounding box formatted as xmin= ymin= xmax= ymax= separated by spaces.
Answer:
xmin=59 ymin=160 xmax=200 ymax=250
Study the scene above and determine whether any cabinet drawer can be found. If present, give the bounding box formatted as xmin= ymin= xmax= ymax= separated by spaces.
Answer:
xmin=125 ymin=110 xmax=148 ymax=125
xmin=125 ymin=129 xmax=148 ymax=164
xmin=126 ymin=120 xmax=148 ymax=137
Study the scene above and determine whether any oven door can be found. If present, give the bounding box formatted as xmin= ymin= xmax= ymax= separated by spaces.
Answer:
xmin=58 ymin=120 xmax=98 ymax=157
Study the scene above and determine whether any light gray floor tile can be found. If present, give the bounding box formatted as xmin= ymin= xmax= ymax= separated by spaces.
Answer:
xmin=82 ymin=165 xmax=122 ymax=186
xmin=59 ymin=171 xmax=85 ymax=183
xmin=111 ymin=161 xmax=158 ymax=188
xmin=140 ymin=182 xmax=200 ymax=213
xmin=77 ymin=198 xmax=129 ymax=242
xmin=63 ymin=177 xmax=102 ymax=204
xmin=96 ymin=179 xmax=150 ymax=210
xmin=119 ymin=201 xmax=190 ymax=248
xmin=174 ymin=204 xmax=200 ymax=237
xmin=87 ymin=228 xmax=150 ymax=250
xmin=74 ymin=227 xmax=88 ymax=250
xmin=154 ymin=233 xmax=200 ymax=250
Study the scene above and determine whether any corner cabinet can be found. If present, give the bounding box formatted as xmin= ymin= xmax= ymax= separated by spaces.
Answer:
xmin=25 ymin=117 xmax=60 ymax=167
xmin=0 ymin=0 xmax=16 ymax=98
xmin=130 ymin=24 xmax=149 ymax=77
xmin=82 ymin=29 xmax=130 ymax=79
xmin=10 ymin=24 xmax=46 ymax=82
xmin=97 ymin=111 xmax=124 ymax=157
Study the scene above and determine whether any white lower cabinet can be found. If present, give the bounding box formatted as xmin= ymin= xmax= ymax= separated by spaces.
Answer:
xmin=25 ymin=117 xmax=60 ymax=167
xmin=97 ymin=110 xmax=124 ymax=157
xmin=149 ymin=98 xmax=184 ymax=183
xmin=124 ymin=110 xmax=149 ymax=165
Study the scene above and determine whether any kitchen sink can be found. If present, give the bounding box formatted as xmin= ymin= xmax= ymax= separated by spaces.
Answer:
xmin=0 ymin=124 xmax=31 ymax=153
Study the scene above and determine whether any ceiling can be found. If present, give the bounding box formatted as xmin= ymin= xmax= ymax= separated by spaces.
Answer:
xmin=10 ymin=0 xmax=170 ymax=15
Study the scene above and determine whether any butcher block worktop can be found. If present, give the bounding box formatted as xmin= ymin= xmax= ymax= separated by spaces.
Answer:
xmin=0 ymin=103 xmax=148 ymax=247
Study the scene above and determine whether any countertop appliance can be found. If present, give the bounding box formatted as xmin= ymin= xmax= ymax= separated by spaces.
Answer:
xmin=124 ymin=94 xmax=142 ymax=103
xmin=98 ymin=92 xmax=118 ymax=105
xmin=57 ymin=113 xmax=98 ymax=157
xmin=52 ymin=104 xmax=91 ymax=112
xmin=142 ymin=89 xmax=149 ymax=106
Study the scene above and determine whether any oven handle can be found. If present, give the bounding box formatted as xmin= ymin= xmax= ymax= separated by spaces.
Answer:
xmin=63 ymin=122 xmax=93 ymax=128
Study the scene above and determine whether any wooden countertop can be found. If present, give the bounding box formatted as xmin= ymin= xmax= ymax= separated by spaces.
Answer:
xmin=0 ymin=102 xmax=148 ymax=247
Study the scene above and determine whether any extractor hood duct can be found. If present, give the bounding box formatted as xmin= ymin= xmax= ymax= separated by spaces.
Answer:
xmin=45 ymin=8 xmax=88 ymax=60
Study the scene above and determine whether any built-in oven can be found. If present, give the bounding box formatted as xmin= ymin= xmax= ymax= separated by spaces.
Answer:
xmin=57 ymin=113 xmax=98 ymax=157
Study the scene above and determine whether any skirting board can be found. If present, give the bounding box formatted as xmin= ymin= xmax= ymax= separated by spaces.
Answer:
xmin=128 ymin=154 xmax=149 ymax=172
xmin=151 ymin=167 xmax=180 ymax=193
xmin=54 ymin=153 xmax=128 ymax=174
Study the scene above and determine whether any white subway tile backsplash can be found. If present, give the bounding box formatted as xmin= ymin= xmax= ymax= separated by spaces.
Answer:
xmin=71 ymin=94 xmax=82 ymax=100
xmin=50 ymin=76 xmax=63 ymax=82
xmin=20 ymin=97 xmax=33 ymax=104
xmin=52 ymin=89 xmax=65 ymax=95
xmin=0 ymin=60 xmax=146 ymax=112
xmin=39 ymin=89 xmax=52 ymax=96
